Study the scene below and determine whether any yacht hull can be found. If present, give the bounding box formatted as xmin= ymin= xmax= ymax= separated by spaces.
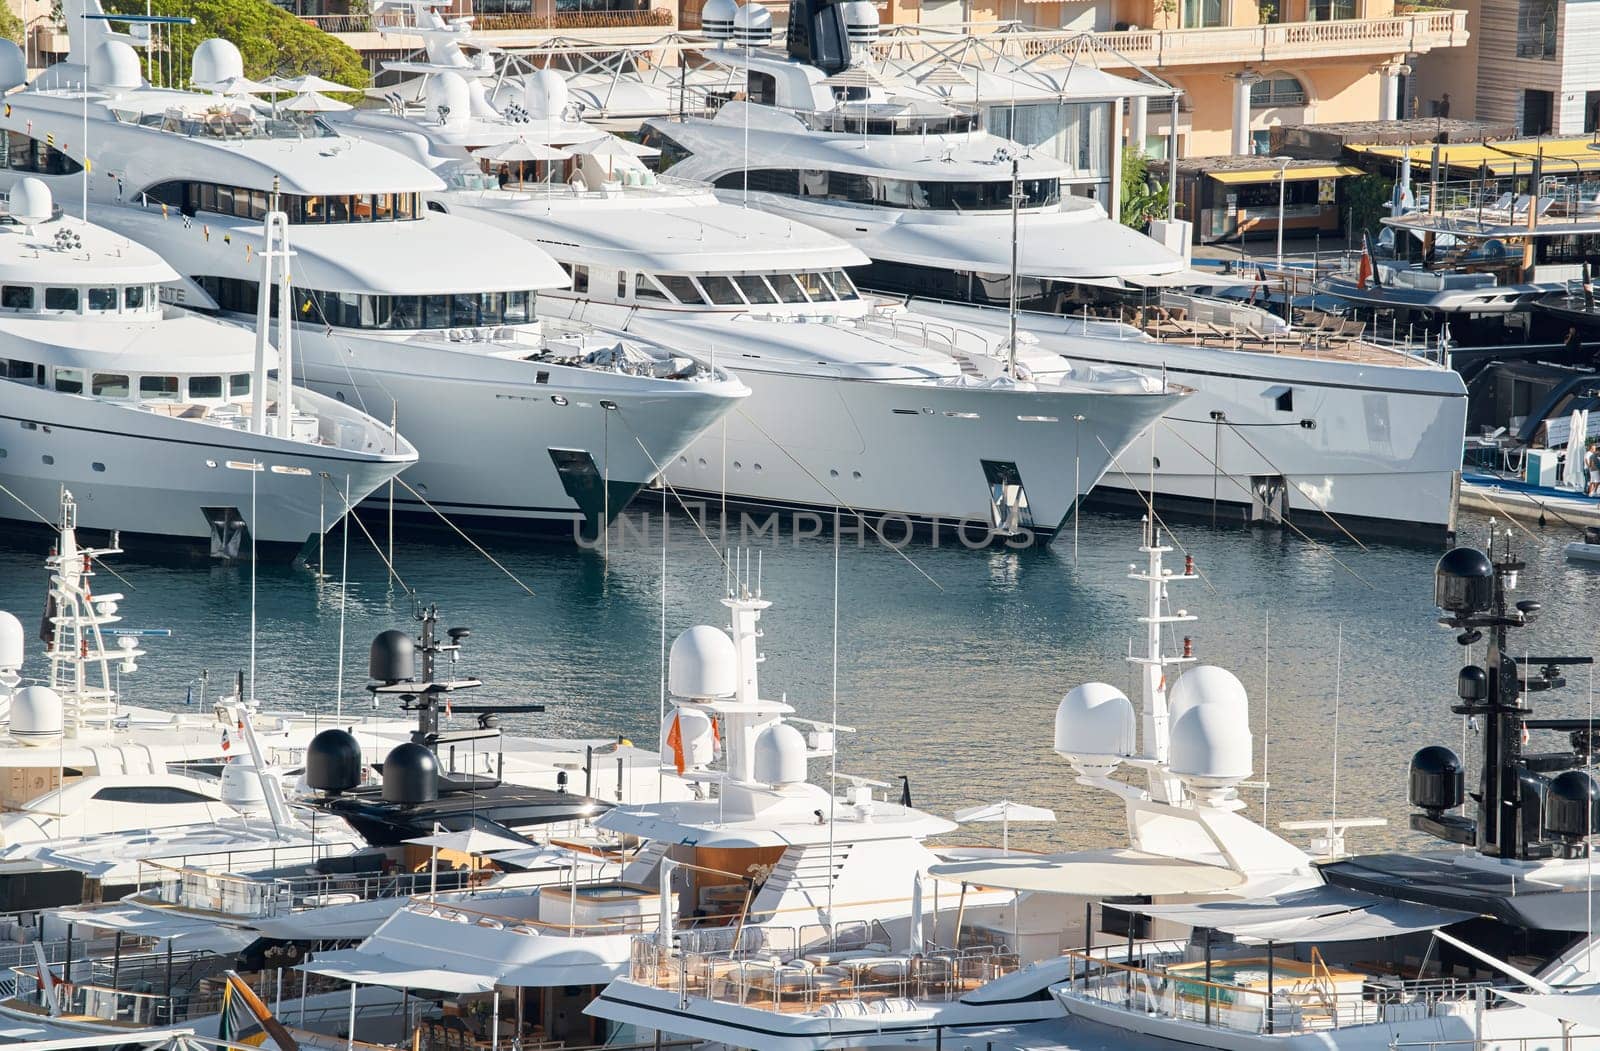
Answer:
xmin=909 ymin=302 xmax=1468 ymax=543
xmin=0 ymin=382 xmax=412 ymax=554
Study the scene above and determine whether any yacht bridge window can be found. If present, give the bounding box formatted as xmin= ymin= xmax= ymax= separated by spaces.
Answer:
xmin=612 ymin=269 xmax=857 ymax=306
xmin=195 ymin=275 xmax=538 ymax=330
xmin=1 ymin=282 xmax=160 ymax=315
xmin=0 ymin=131 xmax=82 ymax=176
xmin=141 ymin=181 xmax=422 ymax=224
xmin=711 ymin=169 xmax=1060 ymax=211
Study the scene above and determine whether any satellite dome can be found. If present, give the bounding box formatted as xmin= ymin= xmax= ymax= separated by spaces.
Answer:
xmin=306 ymin=728 xmax=363 ymax=794
xmin=669 ymin=625 xmax=737 ymax=699
xmin=661 ymin=707 xmax=716 ymax=769
xmin=10 ymin=179 xmax=53 ymax=225
xmin=841 ymin=1 xmax=879 ymax=45
xmin=1457 ymin=664 xmax=1488 ymax=702
xmin=368 ymin=629 xmax=414 ymax=685
xmin=381 ymin=742 xmax=439 ymax=804
xmin=190 ymin=38 xmax=244 ymax=88
xmin=701 ymin=0 xmax=736 ymax=40
xmin=752 ymin=722 xmax=807 ymax=786
xmin=11 ymin=686 xmax=63 ymax=746
xmin=220 ymin=757 xmax=269 ymax=812
xmin=1435 ymin=546 xmax=1494 ymax=617
xmin=0 ymin=41 xmax=25 ymax=93
xmin=1408 ymin=745 xmax=1464 ymax=814
xmin=1546 ymin=769 xmax=1600 ymax=842
xmin=0 ymin=610 xmax=23 ymax=676
xmin=522 ymin=68 xmax=569 ymax=121
xmin=732 ymin=2 xmax=773 ymax=46
xmin=1168 ymin=666 xmax=1252 ymax=798
xmin=93 ymin=40 xmax=142 ymax=91
xmin=426 ymin=71 xmax=472 ymax=127
xmin=1053 ymin=682 xmax=1134 ymax=778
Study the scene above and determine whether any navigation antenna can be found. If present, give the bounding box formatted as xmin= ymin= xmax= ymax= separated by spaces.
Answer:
xmin=1124 ymin=515 xmax=1196 ymax=803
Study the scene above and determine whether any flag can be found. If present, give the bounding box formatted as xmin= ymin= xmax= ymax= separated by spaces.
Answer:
xmin=44 ymin=133 xmax=52 ymax=147
xmin=203 ymin=225 xmax=210 ymax=242
xmin=220 ymin=727 xmax=231 ymax=753
xmin=666 ymin=711 xmax=685 ymax=774
xmin=1356 ymin=234 xmax=1374 ymax=291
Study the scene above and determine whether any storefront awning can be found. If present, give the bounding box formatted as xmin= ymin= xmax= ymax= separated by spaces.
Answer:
xmin=1208 ymin=165 xmax=1362 ymax=185
xmin=1123 ymin=886 xmax=1474 ymax=944
xmin=927 ymin=848 xmax=1246 ymax=897
xmin=297 ymin=949 xmax=496 ymax=994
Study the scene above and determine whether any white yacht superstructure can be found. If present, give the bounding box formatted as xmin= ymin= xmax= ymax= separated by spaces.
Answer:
xmin=635 ymin=6 xmax=1469 ymax=542
xmin=1 ymin=7 xmax=748 ymax=540
xmin=333 ymin=6 xmax=1185 ymax=540
xmin=0 ymin=176 xmax=415 ymax=555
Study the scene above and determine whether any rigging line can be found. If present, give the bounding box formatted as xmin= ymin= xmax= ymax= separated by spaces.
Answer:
xmin=332 ymin=472 xmax=352 ymax=725
xmin=731 ymin=407 xmax=944 ymax=593
xmin=1331 ymin=622 xmax=1342 ymax=848
xmin=390 ymin=476 xmax=535 ymax=597
xmin=0 ymin=479 xmax=142 ymax=593
xmin=1164 ymin=417 xmax=1325 ymax=428
xmin=327 ymin=481 xmax=416 ymax=599
xmin=1149 ymin=423 xmax=1378 ymax=591
xmin=1209 ymin=417 xmax=1370 ymax=553
xmin=1089 ymin=433 xmax=1217 ymax=594
xmin=1454 ymin=487 xmax=1542 ymax=543
xmin=611 ymin=416 xmax=732 ymax=577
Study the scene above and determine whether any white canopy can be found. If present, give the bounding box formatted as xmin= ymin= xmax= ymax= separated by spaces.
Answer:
xmin=204 ymin=75 xmax=272 ymax=96
xmin=262 ymin=73 xmax=357 ymax=94
xmin=50 ymin=905 xmax=255 ymax=953
xmin=927 ymin=848 xmax=1246 ymax=897
xmin=405 ymin=827 xmax=531 ymax=855
xmin=954 ymin=800 xmax=1056 ymax=824
xmin=283 ymin=91 xmax=354 ymax=113
xmin=298 ymin=948 xmax=496 ymax=994
xmin=1498 ymin=988 xmax=1600 ymax=1029
xmin=570 ymin=135 xmax=660 ymax=160
xmin=474 ymin=140 xmax=572 ymax=163
xmin=1124 ymin=269 xmax=1252 ymax=289
xmin=1129 ymin=887 xmax=1474 ymax=944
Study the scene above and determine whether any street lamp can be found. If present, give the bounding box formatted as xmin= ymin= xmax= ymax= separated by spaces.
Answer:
xmin=1272 ymin=155 xmax=1292 ymax=271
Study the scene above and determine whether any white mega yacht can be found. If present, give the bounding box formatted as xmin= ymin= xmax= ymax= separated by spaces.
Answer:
xmin=332 ymin=4 xmax=1185 ymax=541
xmin=0 ymin=174 xmax=415 ymax=556
xmin=1 ymin=8 xmax=747 ymax=540
xmin=637 ymin=3 xmax=1470 ymax=542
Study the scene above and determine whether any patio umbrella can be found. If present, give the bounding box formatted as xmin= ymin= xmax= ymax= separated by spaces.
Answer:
xmin=473 ymin=140 xmax=572 ymax=163
xmin=820 ymin=65 xmax=904 ymax=92
xmin=916 ymin=62 xmax=974 ymax=89
xmin=283 ymin=91 xmax=354 ymax=113
xmin=201 ymin=74 xmax=272 ymax=95
xmin=262 ymin=73 xmax=358 ymax=94
xmin=953 ymin=799 xmax=1056 ymax=854
xmin=570 ymin=134 xmax=660 ymax=159
xmin=406 ymin=826 xmax=532 ymax=900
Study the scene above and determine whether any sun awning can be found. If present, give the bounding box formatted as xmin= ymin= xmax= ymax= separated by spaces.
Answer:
xmin=1497 ymin=989 xmax=1600 ymax=1028
xmin=1123 ymin=268 xmax=1252 ymax=288
xmin=48 ymin=905 xmax=254 ymax=952
xmin=1208 ymin=165 xmax=1362 ymax=185
xmin=927 ymin=849 xmax=1246 ymax=897
xmin=1125 ymin=886 xmax=1474 ymax=943
xmin=297 ymin=949 xmax=497 ymax=994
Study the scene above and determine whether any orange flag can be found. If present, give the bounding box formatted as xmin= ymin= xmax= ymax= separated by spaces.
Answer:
xmin=666 ymin=712 xmax=685 ymax=774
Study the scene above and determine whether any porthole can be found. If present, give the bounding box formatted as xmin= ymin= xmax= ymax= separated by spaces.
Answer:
xmin=733 ymin=461 xmax=742 ymax=470
xmin=697 ymin=457 xmax=707 ymax=467
xmin=600 ymin=399 xmax=617 ymax=410
xmin=551 ymin=395 xmax=568 ymax=406
xmin=753 ymin=463 xmax=763 ymax=473
xmin=1152 ymin=457 xmax=1162 ymax=469
xmin=41 ymin=454 xmax=53 ymax=465
xmin=91 ymin=462 xmax=105 ymax=472
xmin=205 ymin=459 xmax=218 ymax=468
xmin=851 ymin=470 xmax=861 ymax=479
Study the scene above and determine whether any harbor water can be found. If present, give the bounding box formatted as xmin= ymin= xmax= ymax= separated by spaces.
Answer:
xmin=0 ymin=504 xmax=1592 ymax=856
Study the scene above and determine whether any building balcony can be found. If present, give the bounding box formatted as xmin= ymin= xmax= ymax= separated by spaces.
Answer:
xmin=1004 ymin=10 xmax=1468 ymax=68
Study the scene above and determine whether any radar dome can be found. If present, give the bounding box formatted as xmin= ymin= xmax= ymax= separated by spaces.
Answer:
xmin=669 ymin=625 xmax=737 ymax=699
xmin=427 ymin=71 xmax=472 ymax=127
xmin=1053 ymin=682 xmax=1134 ymax=778
xmin=1168 ymin=666 xmax=1252 ymax=799
xmin=523 ymin=68 xmax=570 ymax=121
xmin=733 ymin=2 xmax=773 ymax=46
xmin=0 ymin=610 xmax=23 ymax=676
xmin=11 ymin=686 xmax=63 ymax=746
xmin=1435 ymin=546 xmax=1494 ymax=617
xmin=190 ymin=38 xmax=244 ymax=88
xmin=1408 ymin=745 xmax=1464 ymax=814
xmin=10 ymin=179 xmax=53 ymax=225
xmin=701 ymin=0 xmax=736 ymax=40
xmin=753 ymin=722 xmax=807 ymax=786
xmin=306 ymin=728 xmax=363 ymax=794
xmin=841 ymin=1 xmax=880 ymax=46
xmin=381 ymin=742 xmax=439 ymax=804
xmin=0 ymin=41 xmax=25 ymax=93
xmin=661 ymin=708 xmax=716 ymax=770
xmin=1547 ymin=770 xmax=1600 ymax=843
xmin=93 ymin=40 xmax=142 ymax=91
xmin=220 ymin=757 xmax=269 ymax=813
xmin=368 ymin=629 xmax=414 ymax=685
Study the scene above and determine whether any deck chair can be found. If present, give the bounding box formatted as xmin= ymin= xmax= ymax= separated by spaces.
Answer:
xmin=1338 ymin=319 xmax=1368 ymax=339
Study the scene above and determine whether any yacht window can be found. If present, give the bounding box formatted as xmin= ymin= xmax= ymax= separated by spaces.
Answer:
xmin=1 ymin=286 xmax=32 ymax=310
xmin=44 ymin=287 xmax=78 ymax=312
xmin=767 ymin=273 xmax=808 ymax=304
xmin=188 ymin=375 xmax=223 ymax=399
xmin=657 ymin=275 xmax=705 ymax=305
xmin=87 ymin=287 xmax=118 ymax=312
xmin=362 ymin=294 xmax=392 ymax=329
xmin=634 ymin=275 xmax=669 ymax=302
xmin=6 ymin=359 xmax=30 ymax=379
xmin=54 ymin=368 xmax=84 ymax=394
xmin=352 ymin=195 xmax=374 ymax=222
xmin=124 ymin=285 xmax=145 ymax=310
xmin=374 ymin=193 xmax=394 ymax=221
xmin=426 ymin=200 xmax=446 ymax=214
xmin=216 ymin=185 xmax=235 ymax=215
xmin=92 ymin=373 xmax=130 ymax=398
xmin=91 ymin=785 xmax=214 ymax=804
xmin=230 ymin=374 xmax=251 ymax=397
xmin=796 ymin=271 xmax=835 ymax=301
xmin=398 ymin=194 xmax=417 ymax=220
xmin=697 ymin=275 xmax=744 ymax=305
xmin=617 ymin=272 xmax=628 ymax=298
xmin=734 ymin=275 xmax=777 ymax=305
xmin=570 ymin=265 xmax=589 ymax=294
xmin=328 ymin=196 xmax=352 ymax=223
xmin=198 ymin=183 xmax=217 ymax=214
xmin=391 ymin=296 xmax=422 ymax=329
xmin=821 ymin=270 xmax=858 ymax=300
xmin=4 ymin=131 xmax=81 ymax=175
xmin=505 ymin=290 xmax=531 ymax=325
xmin=423 ymin=295 xmax=451 ymax=329
xmin=140 ymin=375 xmax=180 ymax=401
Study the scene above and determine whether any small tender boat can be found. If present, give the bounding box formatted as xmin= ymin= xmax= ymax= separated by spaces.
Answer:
xmin=1564 ymin=525 xmax=1600 ymax=563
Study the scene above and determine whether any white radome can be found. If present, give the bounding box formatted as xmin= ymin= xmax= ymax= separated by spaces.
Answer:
xmin=1167 ymin=665 xmax=1250 ymax=730
xmin=668 ymin=625 xmax=738 ymax=699
xmin=701 ymin=0 xmax=737 ymax=39
xmin=1054 ymin=682 xmax=1135 ymax=776
xmin=0 ymin=610 xmax=23 ymax=675
xmin=93 ymin=40 xmax=142 ymax=91
xmin=426 ymin=70 xmax=472 ymax=126
xmin=9 ymin=178 xmax=52 ymax=225
xmin=733 ymin=2 xmax=773 ymax=46
xmin=523 ymin=68 xmax=569 ymax=121
xmin=753 ymin=722 xmax=807 ymax=786
xmin=661 ymin=708 xmax=716 ymax=769
xmin=0 ymin=41 xmax=26 ymax=93
xmin=190 ymin=38 xmax=244 ymax=88
xmin=10 ymin=685 xmax=63 ymax=746
xmin=1168 ymin=666 xmax=1253 ymax=790
xmin=841 ymin=0 xmax=880 ymax=43
xmin=220 ymin=756 xmax=269 ymax=812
